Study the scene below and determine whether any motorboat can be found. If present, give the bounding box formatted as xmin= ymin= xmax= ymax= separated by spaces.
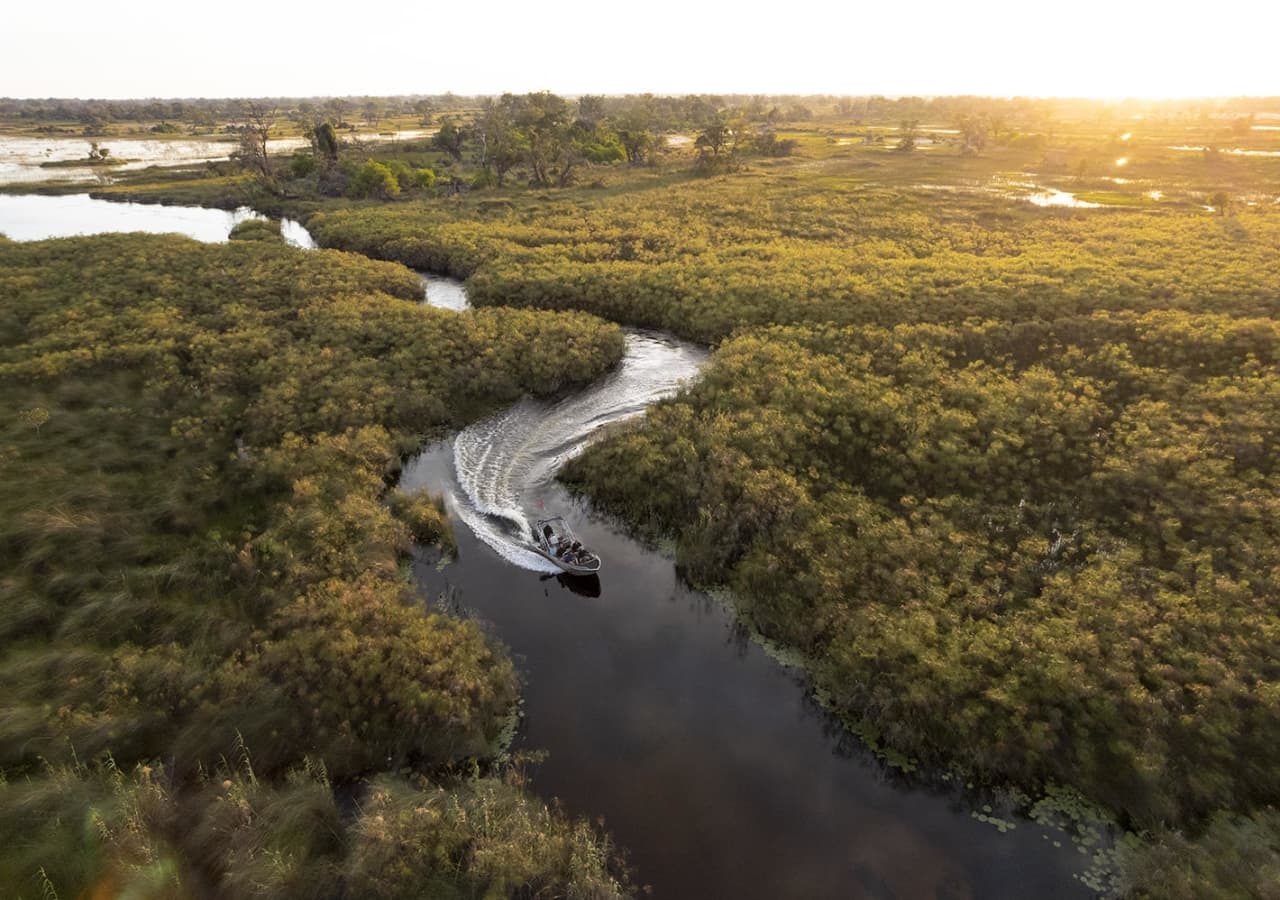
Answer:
xmin=528 ymin=516 xmax=602 ymax=575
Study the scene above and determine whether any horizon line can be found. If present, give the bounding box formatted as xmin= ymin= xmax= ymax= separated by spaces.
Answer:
xmin=4 ymin=92 xmax=1280 ymax=105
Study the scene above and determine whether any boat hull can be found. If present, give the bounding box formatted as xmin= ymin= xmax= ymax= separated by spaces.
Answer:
xmin=526 ymin=542 xmax=602 ymax=575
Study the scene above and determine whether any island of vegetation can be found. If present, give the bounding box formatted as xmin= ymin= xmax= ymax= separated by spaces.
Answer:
xmin=0 ymin=232 xmax=629 ymax=898
xmin=2 ymin=91 xmax=1278 ymax=897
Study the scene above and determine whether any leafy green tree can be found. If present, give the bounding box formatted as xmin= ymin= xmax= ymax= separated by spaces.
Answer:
xmin=617 ymin=123 xmax=656 ymax=166
xmin=577 ymin=94 xmax=607 ymax=127
xmin=432 ymin=117 xmax=467 ymax=162
xmin=311 ymin=121 xmax=340 ymax=162
xmin=694 ymin=120 xmax=729 ymax=157
xmin=515 ymin=91 xmax=573 ymax=186
xmin=475 ymin=96 xmax=526 ymax=187
xmin=17 ymin=406 xmax=49 ymax=432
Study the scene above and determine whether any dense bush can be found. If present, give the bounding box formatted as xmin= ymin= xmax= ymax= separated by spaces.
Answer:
xmin=0 ymin=234 xmax=628 ymax=898
xmin=0 ymin=758 xmax=629 ymax=900
xmin=309 ymin=180 xmax=1280 ymax=343
xmin=228 ymin=217 xmax=285 ymax=243
xmin=564 ymin=314 xmax=1280 ymax=830
xmin=1126 ymin=808 xmax=1280 ymax=899
xmin=289 ymin=151 xmax=318 ymax=179
xmin=347 ymin=160 xmax=401 ymax=199
xmin=307 ymin=151 xmax=1280 ymax=866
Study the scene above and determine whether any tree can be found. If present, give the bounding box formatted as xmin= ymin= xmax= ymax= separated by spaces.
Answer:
xmin=755 ymin=129 xmax=797 ymax=158
xmin=695 ymin=120 xmax=730 ymax=158
xmin=515 ymin=92 xmax=573 ymax=186
xmin=620 ymin=129 xmax=655 ymax=166
xmin=894 ymin=119 xmax=919 ymax=153
xmin=556 ymin=126 xmax=588 ymax=187
xmin=311 ymin=122 xmax=340 ymax=163
xmin=693 ymin=115 xmax=746 ymax=173
xmin=725 ymin=112 xmax=755 ymax=156
xmin=617 ymin=125 xmax=655 ymax=166
xmin=956 ymin=114 xmax=990 ymax=155
xmin=577 ymin=94 xmax=606 ymax=128
xmin=615 ymin=102 xmax=659 ymax=166
xmin=474 ymin=97 xmax=526 ymax=187
xmin=432 ymin=118 xmax=467 ymax=163
xmin=989 ymin=114 xmax=1008 ymax=145
xmin=327 ymin=98 xmax=349 ymax=128
xmin=236 ymin=100 xmax=277 ymax=179
xmin=18 ymin=407 xmax=50 ymax=433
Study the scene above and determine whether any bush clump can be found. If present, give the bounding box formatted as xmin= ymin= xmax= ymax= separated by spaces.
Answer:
xmin=228 ymin=217 xmax=284 ymax=243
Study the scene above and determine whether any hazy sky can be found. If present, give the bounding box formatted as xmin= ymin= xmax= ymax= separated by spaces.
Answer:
xmin=4 ymin=0 xmax=1278 ymax=99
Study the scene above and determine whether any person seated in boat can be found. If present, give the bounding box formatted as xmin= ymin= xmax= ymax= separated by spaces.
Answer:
xmin=543 ymin=524 xmax=555 ymax=542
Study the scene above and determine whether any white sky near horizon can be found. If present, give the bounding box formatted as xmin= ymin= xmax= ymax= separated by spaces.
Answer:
xmin=3 ymin=0 xmax=1279 ymax=100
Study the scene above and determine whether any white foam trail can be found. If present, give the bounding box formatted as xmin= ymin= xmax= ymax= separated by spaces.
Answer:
xmin=420 ymin=274 xmax=471 ymax=311
xmin=448 ymin=330 xmax=708 ymax=571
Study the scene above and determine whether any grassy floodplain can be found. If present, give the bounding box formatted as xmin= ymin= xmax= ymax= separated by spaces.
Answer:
xmin=2 ymin=93 xmax=1279 ymax=897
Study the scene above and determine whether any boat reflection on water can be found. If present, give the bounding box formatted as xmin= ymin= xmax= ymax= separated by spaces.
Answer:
xmin=541 ymin=572 xmax=602 ymax=598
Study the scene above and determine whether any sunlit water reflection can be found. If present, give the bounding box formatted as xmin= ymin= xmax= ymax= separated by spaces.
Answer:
xmin=0 ymin=134 xmax=310 ymax=184
xmin=0 ymin=192 xmax=306 ymax=245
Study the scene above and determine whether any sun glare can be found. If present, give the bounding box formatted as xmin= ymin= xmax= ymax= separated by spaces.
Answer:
xmin=3 ymin=0 xmax=1279 ymax=97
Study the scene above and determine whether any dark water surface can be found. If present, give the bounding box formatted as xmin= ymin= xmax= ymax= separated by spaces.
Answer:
xmin=400 ymin=333 xmax=1093 ymax=900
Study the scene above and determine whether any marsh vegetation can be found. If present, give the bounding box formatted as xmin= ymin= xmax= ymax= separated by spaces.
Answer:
xmin=2 ymin=92 xmax=1278 ymax=898
xmin=0 ymin=234 xmax=628 ymax=898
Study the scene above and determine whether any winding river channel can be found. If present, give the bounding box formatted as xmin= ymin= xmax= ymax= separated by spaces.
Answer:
xmin=0 ymin=193 xmax=1100 ymax=898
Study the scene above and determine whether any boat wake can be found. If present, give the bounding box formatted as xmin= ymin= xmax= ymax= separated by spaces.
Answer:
xmin=445 ymin=329 xmax=707 ymax=572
